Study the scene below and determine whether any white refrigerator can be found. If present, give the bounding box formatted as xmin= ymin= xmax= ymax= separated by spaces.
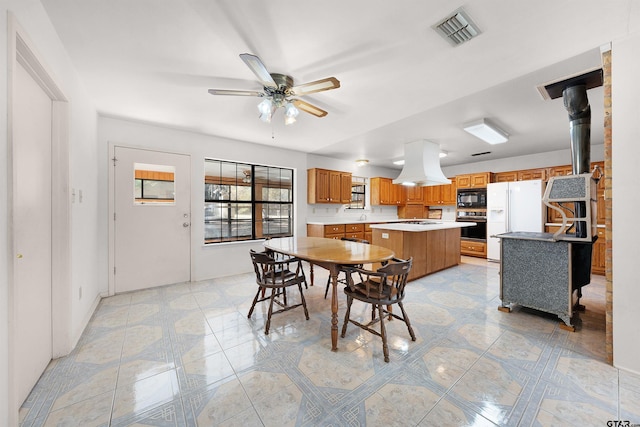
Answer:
xmin=487 ymin=179 xmax=545 ymax=261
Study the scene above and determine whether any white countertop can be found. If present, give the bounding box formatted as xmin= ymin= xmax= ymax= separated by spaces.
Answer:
xmin=307 ymin=218 xmax=440 ymax=226
xmin=369 ymin=220 xmax=476 ymax=232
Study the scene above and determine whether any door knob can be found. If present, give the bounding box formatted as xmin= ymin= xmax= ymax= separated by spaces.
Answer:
xmin=183 ymin=222 xmax=190 ymax=227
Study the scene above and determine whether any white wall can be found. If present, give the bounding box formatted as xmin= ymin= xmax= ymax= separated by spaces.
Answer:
xmin=0 ymin=1 xmax=101 ymax=424
xmin=98 ymin=117 xmax=310 ymax=285
xmin=612 ymin=33 xmax=640 ymax=374
xmin=442 ymin=145 xmax=605 ymax=177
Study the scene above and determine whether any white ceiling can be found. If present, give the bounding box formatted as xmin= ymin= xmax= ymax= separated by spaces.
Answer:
xmin=40 ymin=0 xmax=638 ymax=168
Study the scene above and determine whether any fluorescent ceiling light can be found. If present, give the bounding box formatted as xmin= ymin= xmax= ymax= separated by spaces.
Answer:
xmin=393 ymin=159 xmax=405 ymax=165
xmin=463 ymin=119 xmax=509 ymax=144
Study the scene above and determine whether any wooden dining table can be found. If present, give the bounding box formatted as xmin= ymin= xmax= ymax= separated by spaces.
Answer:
xmin=263 ymin=236 xmax=395 ymax=351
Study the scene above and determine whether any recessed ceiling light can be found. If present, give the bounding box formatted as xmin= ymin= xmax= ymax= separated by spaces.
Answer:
xmin=393 ymin=159 xmax=405 ymax=165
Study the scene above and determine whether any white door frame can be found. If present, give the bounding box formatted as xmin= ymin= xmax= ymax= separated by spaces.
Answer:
xmin=7 ymin=13 xmax=72 ymax=423
xmin=107 ymin=143 xmax=193 ymax=296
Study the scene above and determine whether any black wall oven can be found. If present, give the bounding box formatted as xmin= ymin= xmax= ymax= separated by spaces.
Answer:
xmin=456 ymin=208 xmax=487 ymax=241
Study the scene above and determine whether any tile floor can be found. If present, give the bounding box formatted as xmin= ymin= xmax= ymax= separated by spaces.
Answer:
xmin=19 ymin=257 xmax=640 ymax=426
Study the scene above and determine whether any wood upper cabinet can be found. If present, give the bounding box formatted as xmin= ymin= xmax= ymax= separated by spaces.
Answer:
xmin=423 ymin=185 xmax=441 ymax=206
xmin=493 ymin=171 xmax=518 ymax=183
xmin=307 ymin=168 xmax=352 ymax=204
xmin=371 ymin=177 xmax=405 ymax=205
xmin=495 ymin=168 xmax=547 ymax=182
xmin=405 ymin=186 xmax=423 ymax=203
xmin=340 ymin=172 xmax=352 ymax=204
xmin=422 ymin=178 xmax=456 ymax=206
xmin=441 ymin=178 xmax=457 ymax=205
xmin=518 ymin=168 xmax=547 ymax=181
xmin=549 ymin=164 xmax=573 ymax=178
xmin=456 ymin=172 xmax=492 ymax=188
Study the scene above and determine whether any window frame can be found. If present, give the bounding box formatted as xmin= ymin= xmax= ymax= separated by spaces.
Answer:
xmin=204 ymin=159 xmax=294 ymax=244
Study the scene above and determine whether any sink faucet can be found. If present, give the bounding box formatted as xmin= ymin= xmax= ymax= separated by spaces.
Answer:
xmin=359 ymin=213 xmax=367 ymax=221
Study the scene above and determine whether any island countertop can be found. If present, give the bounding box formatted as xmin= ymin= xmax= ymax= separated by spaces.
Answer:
xmin=369 ymin=220 xmax=476 ymax=232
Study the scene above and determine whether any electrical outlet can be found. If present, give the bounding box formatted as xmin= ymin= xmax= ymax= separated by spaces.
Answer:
xmin=382 ymin=233 xmax=389 ymax=239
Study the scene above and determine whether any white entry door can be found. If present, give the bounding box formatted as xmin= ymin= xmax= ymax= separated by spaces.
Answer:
xmin=13 ymin=60 xmax=53 ymax=405
xmin=114 ymin=146 xmax=191 ymax=293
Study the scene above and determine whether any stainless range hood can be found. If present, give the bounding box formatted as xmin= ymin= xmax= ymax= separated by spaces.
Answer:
xmin=393 ymin=140 xmax=451 ymax=187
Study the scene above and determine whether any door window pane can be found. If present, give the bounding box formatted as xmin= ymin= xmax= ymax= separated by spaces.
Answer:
xmin=134 ymin=163 xmax=175 ymax=205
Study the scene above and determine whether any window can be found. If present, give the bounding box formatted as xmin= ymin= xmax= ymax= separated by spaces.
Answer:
xmin=134 ymin=163 xmax=175 ymax=205
xmin=204 ymin=159 xmax=294 ymax=244
xmin=348 ymin=176 xmax=366 ymax=209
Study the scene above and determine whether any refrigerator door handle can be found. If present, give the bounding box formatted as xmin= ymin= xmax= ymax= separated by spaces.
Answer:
xmin=506 ymin=188 xmax=511 ymax=232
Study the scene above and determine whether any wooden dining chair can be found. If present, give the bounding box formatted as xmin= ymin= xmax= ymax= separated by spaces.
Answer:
xmin=248 ymin=249 xmax=309 ymax=335
xmin=323 ymin=237 xmax=370 ymax=299
xmin=340 ymin=257 xmax=415 ymax=362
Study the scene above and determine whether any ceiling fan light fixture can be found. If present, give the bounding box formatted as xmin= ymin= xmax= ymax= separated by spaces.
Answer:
xmin=284 ymin=102 xmax=299 ymax=125
xmin=463 ymin=119 xmax=509 ymax=144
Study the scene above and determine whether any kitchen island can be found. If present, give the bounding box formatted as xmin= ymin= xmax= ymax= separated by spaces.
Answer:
xmin=370 ymin=221 xmax=475 ymax=281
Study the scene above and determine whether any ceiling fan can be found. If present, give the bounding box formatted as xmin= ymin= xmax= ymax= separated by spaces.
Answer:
xmin=208 ymin=53 xmax=340 ymax=124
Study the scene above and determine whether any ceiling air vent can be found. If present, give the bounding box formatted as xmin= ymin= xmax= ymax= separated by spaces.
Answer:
xmin=433 ymin=9 xmax=480 ymax=46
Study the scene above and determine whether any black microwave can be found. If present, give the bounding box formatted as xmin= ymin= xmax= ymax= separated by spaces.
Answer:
xmin=457 ymin=188 xmax=487 ymax=208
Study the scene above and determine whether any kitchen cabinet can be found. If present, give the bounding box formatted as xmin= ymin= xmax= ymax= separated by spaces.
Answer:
xmin=423 ymin=178 xmax=456 ymax=206
xmin=592 ymin=228 xmax=606 ymax=275
xmin=405 ymin=186 xmax=423 ymax=203
xmin=456 ymin=172 xmax=493 ymax=189
xmin=307 ymin=168 xmax=352 ymax=204
xmin=372 ymin=227 xmax=461 ymax=281
xmin=460 ymin=239 xmax=487 ymax=257
xmin=496 ymin=168 xmax=547 ymax=181
xmin=397 ymin=203 xmax=425 ymax=219
xmin=307 ymin=223 xmax=365 ymax=240
xmin=307 ymin=223 xmax=345 ymax=239
xmin=370 ymin=177 xmax=405 ymax=205
xmin=518 ymin=168 xmax=548 ymax=181
xmin=493 ymin=171 xmax=518 ymax=183
xmin=339 ymin=172 xmax=352 ymax=204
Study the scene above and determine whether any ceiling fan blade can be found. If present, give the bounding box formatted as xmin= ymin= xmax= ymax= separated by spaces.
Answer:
xmin=208 ymin=89 xmax=264 ymax=97
xmin=239 ymin=53 xmax=277 ymax=88
xmin=290 ymin=77 xmax=340 ymax=96
xmin=292 ymin=99 xmax=328 ymax=117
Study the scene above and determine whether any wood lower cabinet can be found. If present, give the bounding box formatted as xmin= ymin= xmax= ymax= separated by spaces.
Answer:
xmin=372 ymin=227 xmax=461 ymax=281
xmin=460 ymin=239 xmax=487 ymax=257
xmin=307 ymin=223 xmax=366 ymax=240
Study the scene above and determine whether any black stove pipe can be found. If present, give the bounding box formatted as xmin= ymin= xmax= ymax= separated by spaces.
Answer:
xmin=562 ymin=84 xmax=591 ymax=238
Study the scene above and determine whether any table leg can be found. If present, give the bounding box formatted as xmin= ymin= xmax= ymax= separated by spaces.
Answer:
xmin=329 ymin=265 xmax=339 ymax=351
xmin=310 ymin=263 xmax=314 ymax=286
